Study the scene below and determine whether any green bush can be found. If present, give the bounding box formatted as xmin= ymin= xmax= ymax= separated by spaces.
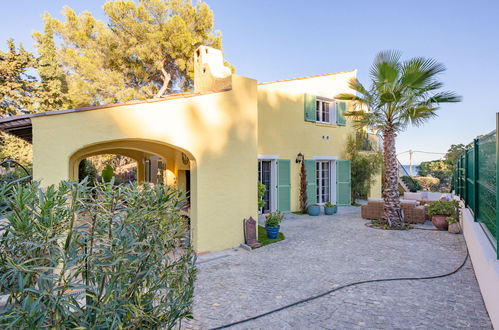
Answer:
xmin=258 ymin=182 xmax=266 ymax=209
xmin=324 ymin=201 xmax=335 ymax=207
xmin=0 ymin=181 xmax=195 ymax=329
xmin=345 ymin=133 xmax=383 ymax=201
xmin=265 ymin=211 xmax=283 ymax=227
xmin=427 ymin=200 xmax=459 ymax=216
xmin=401 ymin=176 xmax=421 ymax=192
xmin=101 ymin=164 xmax=114 ymax=182
xmin=78 ymin=159 xmax=98 ymax=184
xmin=414 ymin=176 xmax=440 ymax=191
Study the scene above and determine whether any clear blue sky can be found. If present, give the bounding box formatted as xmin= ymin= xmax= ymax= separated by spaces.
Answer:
xmin=2 ymin=0 xmax=499 ymax=164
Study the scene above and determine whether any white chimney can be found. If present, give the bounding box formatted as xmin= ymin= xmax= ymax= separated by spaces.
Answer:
xmin=194 ymin=46 xmax=232 ymax=93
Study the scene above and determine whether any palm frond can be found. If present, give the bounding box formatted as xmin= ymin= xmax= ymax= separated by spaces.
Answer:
xmin=399 ymin=105 xmax=438 ymax=127
xmin=369 ymin=50 xmax=402 ymax=85
xmin=347 ymin=78 xmax=370 ymax=96
xmin=400 ymin=57 xmax=446 ymax=89
xmin=428 ymin=91 xmax=462 ymax=103
xmin=335 ymin=93 xmax=366 ymax=102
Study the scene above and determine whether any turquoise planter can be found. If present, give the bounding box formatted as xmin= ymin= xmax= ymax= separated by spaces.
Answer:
xmin=266 ymin=225 xmax=280 ymax=239
xmin=324 ymin=206 xmax=337 ymax=215
xmin=307 ymin=205 xmax=320 ymax=216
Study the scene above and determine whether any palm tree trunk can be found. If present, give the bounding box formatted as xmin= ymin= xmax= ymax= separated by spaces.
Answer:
xmin=382 ymin=128 xmax=403 ymax=227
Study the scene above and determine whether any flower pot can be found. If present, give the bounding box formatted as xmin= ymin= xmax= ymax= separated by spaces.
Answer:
xmin=448 ymin=222 xmax=461 ymax=234
xmin=307 ymin=205 xmax=320 ymax=216
xmin=324 ymin=206 xmax=336 ymax=215
xmin=431 ymin=215 xmax=449 ymax=230
xmin=266 ymin=225 xmax=280 ymax=239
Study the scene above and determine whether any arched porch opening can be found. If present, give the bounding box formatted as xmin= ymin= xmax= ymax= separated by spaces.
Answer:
xmin=69 ymin=139 xmax=196 ymax=245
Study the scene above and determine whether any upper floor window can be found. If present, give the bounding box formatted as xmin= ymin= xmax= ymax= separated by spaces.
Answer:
xmin=304 ymin=94 xmax=345 ymax=126
xmin=316 ymin=99 xmax=335 ymax=124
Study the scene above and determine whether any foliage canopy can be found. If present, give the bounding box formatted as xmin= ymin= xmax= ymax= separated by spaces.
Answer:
xmin=42 ymin=0 xmax=225 ymax=107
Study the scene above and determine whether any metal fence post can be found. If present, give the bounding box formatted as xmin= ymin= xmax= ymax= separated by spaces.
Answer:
xmin=464 ymin=149 xmax=468 ymax=207
xmin=496 ymin=113 xmax=499 ymax=259
xmin=474 ymin=138 xmax=479 ymax=222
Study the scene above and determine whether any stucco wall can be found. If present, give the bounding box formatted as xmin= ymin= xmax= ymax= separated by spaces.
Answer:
xmin=257 ymin=71 xmax=382 ymax=211
xmin=32 ymin=75 xmax=258 ymax=253
xmin=461 ymin=207 xmax=499 ymax=329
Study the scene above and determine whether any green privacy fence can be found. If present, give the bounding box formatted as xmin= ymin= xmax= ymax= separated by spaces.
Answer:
xmin=454 ymin=114 xmax=498 ymax=258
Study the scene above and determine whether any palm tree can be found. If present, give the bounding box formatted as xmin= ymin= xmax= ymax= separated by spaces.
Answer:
xmin=336 ymin=51 xmax=461 ymax=228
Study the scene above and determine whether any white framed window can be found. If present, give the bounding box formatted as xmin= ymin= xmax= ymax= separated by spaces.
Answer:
xmin=315 ymin=98 xmax=336 ymax=124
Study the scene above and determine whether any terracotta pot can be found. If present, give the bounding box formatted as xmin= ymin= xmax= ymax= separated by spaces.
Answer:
xmin=448 ymin=222 xmax=461 ymax=234
xmin=431 ymin=215 xmax=449 ymax=230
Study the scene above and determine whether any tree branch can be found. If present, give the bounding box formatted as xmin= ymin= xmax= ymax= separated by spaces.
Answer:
xmin=154 ymin=59 xmax=171 ymax=98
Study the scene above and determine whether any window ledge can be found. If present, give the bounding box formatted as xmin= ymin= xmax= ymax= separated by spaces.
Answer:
xmin=314 ymin=122 xmax=341 ymax=128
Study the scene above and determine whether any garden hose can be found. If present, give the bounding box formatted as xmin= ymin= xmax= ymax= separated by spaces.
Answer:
xmin=209 ymin=230 xmax=469 ymax=330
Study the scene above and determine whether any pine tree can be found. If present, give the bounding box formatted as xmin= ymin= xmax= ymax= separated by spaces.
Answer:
xmin=0 ymin=40 xmax=38 ymax=164
xmin=0 ymin=39 xmax=38 ymax=116
xmin=38 ymin=0 xmax=227 ymax=107
xmin=33 ymin=18 xmax=70 ymax=111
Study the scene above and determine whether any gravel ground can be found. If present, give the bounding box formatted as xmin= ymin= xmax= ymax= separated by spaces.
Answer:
xmin=183 ymin=206 xmax=492 ymax=329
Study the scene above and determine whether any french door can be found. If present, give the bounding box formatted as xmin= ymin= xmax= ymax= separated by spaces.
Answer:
xmin=258 ymin=160 xmax=272 ymax=213
xmin=316 ymin=161 xmax=331 ymax=204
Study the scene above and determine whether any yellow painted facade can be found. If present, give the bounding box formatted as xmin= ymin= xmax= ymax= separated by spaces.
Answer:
xmin=32 ymin=74 xmax=258 ymax=253
xmin=257 ymin=71 xmax=381 ymax=212
xmin=20 ymin=46 xmax=382 ymax=253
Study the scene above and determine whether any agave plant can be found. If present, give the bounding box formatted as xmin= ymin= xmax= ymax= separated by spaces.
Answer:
xmin=336 ymin=51 xmax=461 ymax=228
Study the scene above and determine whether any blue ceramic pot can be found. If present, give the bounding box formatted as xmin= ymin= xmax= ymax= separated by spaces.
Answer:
xmin=266 ymin=225 xmax=280 ymax=239
xmin=307 ymin=205 xmax=320 ymax=216
xmin=324 ymin=206 xmax=336 ymax=215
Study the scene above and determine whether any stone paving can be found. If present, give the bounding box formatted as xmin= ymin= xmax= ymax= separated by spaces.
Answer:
xmin=184 ymin=206 xmax=492 ymax=329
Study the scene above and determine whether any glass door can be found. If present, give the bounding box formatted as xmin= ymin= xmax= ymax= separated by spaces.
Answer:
xmin=316 ymin=161 xmax=331 ymax=204
xmin=258 ymin=160 xmax=272 ymax=213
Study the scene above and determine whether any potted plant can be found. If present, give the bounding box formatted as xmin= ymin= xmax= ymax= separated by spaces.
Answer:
xmin=426 ymin=200 xmax=459 ymax=230
xmin=307 ymin=204 xmax=321 ymax=216
xmin=446 ymin=216 xmax=461 ymax=234
xmin=324 ymin=201 xmax=337 ymax=215
xmin=265 ymin=211 xmax=283 ymax=239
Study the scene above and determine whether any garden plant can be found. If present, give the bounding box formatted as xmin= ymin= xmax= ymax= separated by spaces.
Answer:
xmin=0 ymin=180 xmax=196 ymax=329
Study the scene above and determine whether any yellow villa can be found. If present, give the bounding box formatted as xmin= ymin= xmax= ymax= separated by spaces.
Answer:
xmin=0 ymin=46 xmax=381 ymax=253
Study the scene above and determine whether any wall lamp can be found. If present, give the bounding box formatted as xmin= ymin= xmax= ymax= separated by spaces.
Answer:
xmin=296 ymin=152 xmax=304 ymax=163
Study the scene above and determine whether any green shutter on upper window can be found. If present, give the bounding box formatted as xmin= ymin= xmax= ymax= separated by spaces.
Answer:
xmin=277 ymin=159 xmax=291 ymax=212
xmin=305 ymin=160 xmax=317 ymax=205
xmin=336 ymin=101 xmax=347 ymax=126
xmin=304 ymin=94 xmax=316 ymax=122
xmin=336 ymin=160 xmax=351 ymax=205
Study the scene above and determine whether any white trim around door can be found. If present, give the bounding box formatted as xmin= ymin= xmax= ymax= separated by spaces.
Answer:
xmin=314 ymin=158 xmax=337 ymax=205
xmin=258 ymin=156 xmax=278 ymax=214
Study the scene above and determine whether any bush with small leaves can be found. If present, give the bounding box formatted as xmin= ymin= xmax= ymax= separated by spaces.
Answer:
xmin=0 ymin=180 xmax=195 ymax=329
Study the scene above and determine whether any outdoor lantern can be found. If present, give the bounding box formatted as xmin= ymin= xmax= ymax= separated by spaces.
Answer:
xmin=296 ymin=153 xmax=304 ymax=163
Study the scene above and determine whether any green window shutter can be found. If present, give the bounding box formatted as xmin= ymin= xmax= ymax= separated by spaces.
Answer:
xmin=277 ymin=159 xmax=291 ymax=212
xmin=305 ymin=160 xmax=317 ymax=205
xmin=304 ymin=94 xmax=316 ymax=122
xmin=336 ymin=101 xmax=347 ymax=126
xmin=336 ymin=160 xmax=351 ymax=205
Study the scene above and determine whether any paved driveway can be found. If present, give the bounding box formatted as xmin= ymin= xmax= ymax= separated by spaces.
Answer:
xmin=186 ymin=207 xmax=492 ymax=329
